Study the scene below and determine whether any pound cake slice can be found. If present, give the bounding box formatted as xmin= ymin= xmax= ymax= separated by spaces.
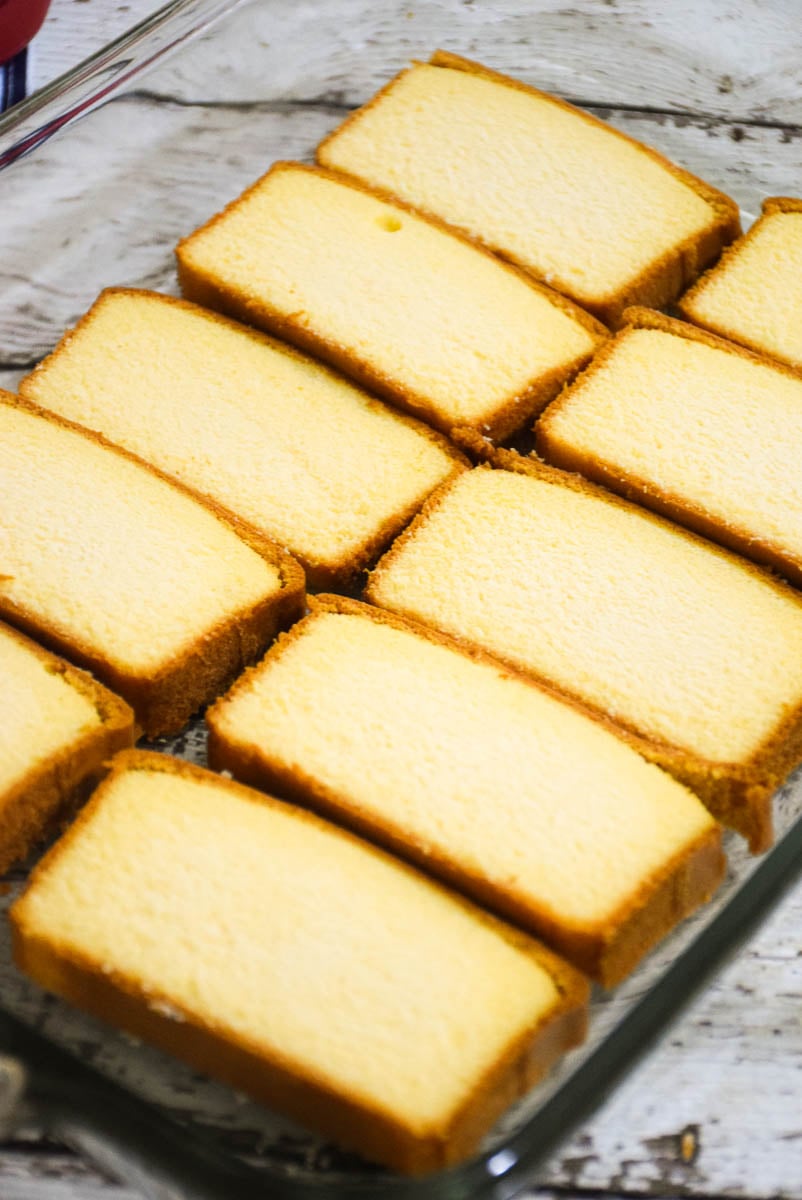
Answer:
xmin=207 ymin=596 xmax=724 ymax=985
xmin=20 ymin=290 xmax=466 ymax=590
xmin=537 ymin=308 xmax=802 ymax=588
xmin=0 ymin=392 xmax=305 ymax=736
xmin=366 ymin=460 xmax=802 ymax=852
xmin=176 ymin=162 xmax=605 ymax=442
xmin=679 ymin=197 xmax=802 ymax=371
xmin=11 ymin=751 xmax=588 ymax=1174
xmin=317 ymin=52 xmax=740 ymax=326
xmin=0 ymin=622 xmax=133 ymax=873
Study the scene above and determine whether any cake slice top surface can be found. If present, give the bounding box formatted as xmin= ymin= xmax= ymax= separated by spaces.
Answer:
xmin=319 ymin=62 xmax=719 ymax=307
xmin=0 ymin=397 xmax=282 ymax=674
xmin=15 ymin=756 xmax=562 ymax=1129
xmin=681 ymin=208 xmax=802 ymax=368
xmin=540 ymin=324 xmax=802 ymax=560
xmin=177 ymin=164 xmax=597 ymax=428
xmin=367 ymin=467 xmax=802 ymax=764
xmin=212 ymin=604 xmax=715 ymax=929
xmin=0 ymin=625 xmax=101 ymax=795
xmin=21 ymin=291 xmax=459 ymax=570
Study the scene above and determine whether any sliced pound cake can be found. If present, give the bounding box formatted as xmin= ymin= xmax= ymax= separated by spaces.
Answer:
xmin=0 ymin=392 xmax=305 ymax=736
xmin=537 ymin=308 xmax=802 ymax=588
xmin=679 ymin=198 xmax=802 ymax=371
xmin=11 ymin=751 xmax=589 ymax=1174
xmin=366 ymin=460 xmax=802 ymax=852
xmin=20 ymin=290 xmax=466 ymax=590
xmin=207 ymin=596 xmax=724 ymax=985
xmin=317 ymin=52 xmax=740 ymax=326
xmin=0 ymin=622 xmax=133 ymax=873
xmin=176 ymin=162 xmax=606 ymax=442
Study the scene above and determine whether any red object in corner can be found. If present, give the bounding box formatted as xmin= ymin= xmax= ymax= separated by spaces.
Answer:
xmin=0 ymin=0 xmax=51 ymax=64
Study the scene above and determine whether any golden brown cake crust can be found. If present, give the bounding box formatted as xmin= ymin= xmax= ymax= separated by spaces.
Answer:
xmin=208 ymin=595 xmax=724 ymax=985
xmin=678 ymin=196 xmax=802 ymax=367
xmin=10 ymin=750 xmax=588 ymax=1174
xmin=366 ymin=456 xmax=802 ymax=852
xmin=175 ymin=162 xmax=607 ymax=444
xmin=537 ymin=306 xmax=802 ymax=590
xmin=0 ymin=624 xmax=134 ymax=873
xmin=317 ymin=51 xmax=741 ymax=328
xmin=0 ymin=391 xmax=306 ymax=738
xmin=20 ymin=289 xmax=469 ymax=591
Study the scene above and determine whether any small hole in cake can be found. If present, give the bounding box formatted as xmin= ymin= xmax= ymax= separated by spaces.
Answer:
xmin=377 ymin=215 xmax=402 ymax=232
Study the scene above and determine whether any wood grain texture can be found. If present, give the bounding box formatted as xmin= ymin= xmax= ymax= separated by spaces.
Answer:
xmin=4 ymin=2 xmax=802 ymax=1198
xmin=138 ymin=0 xmax=802 ymax=122
xmin=29 ymin=1 xmax=164 ymax=93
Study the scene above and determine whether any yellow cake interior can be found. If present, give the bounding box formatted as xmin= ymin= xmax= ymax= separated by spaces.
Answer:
xmin=0 ymin=399 xmax=281 ymax=673
xmin=540 ymin=327 xmax=802 ymax=562
xmin=682 ymin=211 xmax=802 ymax=368
xmin=178 ymin=166 xmax=596 ymax=428
xmin=0 ymin=628 xmax=101 ymax=795
xmin=319 ymin=63 xmax=717 ymax=308
xmin=22 ymin=292 xmax=459 ymax=574
xmin=212 ymin=608 xmax=715 ymax=930
xmin=14 ymin=762 xmax=561 ymax=1130
xmin=367 ymin=468 xmax=802 ymax=764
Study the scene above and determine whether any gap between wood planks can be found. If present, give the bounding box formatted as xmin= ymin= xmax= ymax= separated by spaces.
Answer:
xmin=124 ymin=86 xmax=802 ymax=138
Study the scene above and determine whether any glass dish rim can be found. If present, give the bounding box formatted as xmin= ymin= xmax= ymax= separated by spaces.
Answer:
xmin=0 ymin=0 xmax=247 ymax=170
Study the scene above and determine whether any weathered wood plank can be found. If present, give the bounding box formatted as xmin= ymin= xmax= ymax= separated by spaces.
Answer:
xmin=2 ymin=94 xmax=799 ymax=368
xmin=28 ymin=1 xmax=163 ymax=94
xmin=0 ymin=1150 xmax=132 ymax=1200
xmin=144 ymin=0 xmax=802 ymax=123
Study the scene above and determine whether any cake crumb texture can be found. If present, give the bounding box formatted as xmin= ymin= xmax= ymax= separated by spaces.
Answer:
xmin=679 ymin=198 xmax=802 ymax=370
xmin=317 ymin=53 xmax=740 ymax=324
xmin=537 ymin=310 xmax=802 ymax=588
xmin=209 ymin=596 xmax=723 ymax=985
xmin=0 ymin=392 xmax=304 ymax=735
xmin=0 ymin=621 xmax=133 ymax=872
xmin=176 ymin=162 xmax=604 ymax=441
xmin=11 ymin=751 xmax=588 ymax=1173
xmin=366 ymin=463 xmax=802 ymax=850
xmin=21 ymin=289 xmax=465 ymax=588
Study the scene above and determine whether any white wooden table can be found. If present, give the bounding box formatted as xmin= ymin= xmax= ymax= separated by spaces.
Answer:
xmin=1 ymin=1 xmax=801 ymax=1197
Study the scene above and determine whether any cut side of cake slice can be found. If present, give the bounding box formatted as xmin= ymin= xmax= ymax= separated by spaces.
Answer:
xmin=317 ymin=51 xmax=741 ymax=327
xmin=0 ymin=392 xmax=305 ymax=737
xmin=678 ymin=197 xmax=802 ymax=371
xmin=537 ymin=308 xmax=802 ymax=589
xmin=10 ymin=750 xmax=589 ymax=1174
xmin=365 ymin=460 xmax=802 ymax=853
xmin=175 ymin=162 xmax=606 ymax=442
xmin=207 ymin=596 xmax=724 ymax=986
xmin=0 ymin=621 xmax=133 ymax=873
xmin=20 ymin=289 xmax=466 ymax=590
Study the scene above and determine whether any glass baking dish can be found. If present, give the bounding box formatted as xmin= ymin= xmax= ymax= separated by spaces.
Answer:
xmin=1 ymin=3 xmax=801 ymax=1196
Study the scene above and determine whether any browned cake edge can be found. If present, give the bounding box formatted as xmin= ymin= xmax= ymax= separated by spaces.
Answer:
xmin=10 ymin=749 xmax=589 ymax=1175
xmin=536 ymin=305 xmax=802 ymax=588
xmin=19 ymin=289 xmax=469 ymax=591
xmin=0 ymin=390 xmax=306 ymax=738
xmin=207 ymin=594 xmax=724 ymax=986
xmin=175 ymin=161 xmax=607 ymax=444
xmin=0 ymin=623 xmax=134 ymax=873
xmin=317 ymin=51 xmax=741 ymax=328
xmin=365 ymin=456 xmax=802 ymax=852
xmin=678 ymin=196 xmax=802 ymax=369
